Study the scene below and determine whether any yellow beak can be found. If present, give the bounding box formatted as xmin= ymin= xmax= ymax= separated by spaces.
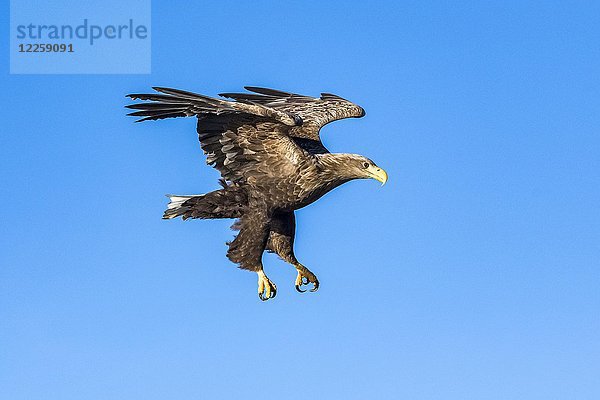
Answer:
xmin=367 ymin=166 xmax=388 ymax=186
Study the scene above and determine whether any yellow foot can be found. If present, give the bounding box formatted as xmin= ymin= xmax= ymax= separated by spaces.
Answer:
xmin=257 ymin=270 xmax=277 ymax=301
xmin=295 ymin=268 xmax=319 ymax=293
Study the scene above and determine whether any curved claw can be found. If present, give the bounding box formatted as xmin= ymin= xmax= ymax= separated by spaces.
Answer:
xmin=310 ymin=280 xmax=320 ymax=292
xmin=258 ymin=288 xmax=276 ymax=301
xmin=295 ymin=284 xmax=306 ymax=293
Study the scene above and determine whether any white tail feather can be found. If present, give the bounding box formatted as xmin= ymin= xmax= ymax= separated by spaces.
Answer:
xmin=164 ymin=194 xmax=205 ymax=219
xmin=166 ymin=194 xmax=199 ymax=210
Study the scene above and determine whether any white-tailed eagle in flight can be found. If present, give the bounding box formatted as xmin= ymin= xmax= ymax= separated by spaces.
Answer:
xmin=126 ymin=86 xmax=387 ymax=301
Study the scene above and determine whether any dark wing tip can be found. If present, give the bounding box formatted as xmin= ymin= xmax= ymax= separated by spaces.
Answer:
xmin=321 ymin=92 xmax=361 ymax=103
xmin=320 ymin=92 xmax=348 ymax=101
xmin=244 ymin=86 xmax=300 ymax=98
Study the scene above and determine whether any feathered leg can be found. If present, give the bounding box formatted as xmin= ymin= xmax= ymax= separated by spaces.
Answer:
xmin=267 ymin=211 xmax=319 ymax=293
xmin=227 ymin=207 xmax=277 ymax=301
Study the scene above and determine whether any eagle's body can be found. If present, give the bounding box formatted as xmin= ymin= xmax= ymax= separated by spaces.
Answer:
xmin=127 ymin=86 xmax=387 ymax=300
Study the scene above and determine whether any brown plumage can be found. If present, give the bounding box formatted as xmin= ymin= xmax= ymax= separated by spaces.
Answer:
xmin=126 ymin=86 xmax=387 ymax=301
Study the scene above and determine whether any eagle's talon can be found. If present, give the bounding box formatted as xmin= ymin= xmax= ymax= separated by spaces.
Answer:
xmin=257 ymin=271 xmax=277 ymax=301
xmin=295 ymin=269 xmax=319 ymax=294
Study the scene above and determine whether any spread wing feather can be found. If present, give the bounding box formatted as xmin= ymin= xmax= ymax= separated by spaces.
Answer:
xmin=126 ymin=87 xmax=302 ymax=126
xmin=219 ymin=86 xmax=365 ymax=141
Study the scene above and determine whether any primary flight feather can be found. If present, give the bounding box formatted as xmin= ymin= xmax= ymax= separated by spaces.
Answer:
xmin=126 ymin=86 xmax=387 ymax=301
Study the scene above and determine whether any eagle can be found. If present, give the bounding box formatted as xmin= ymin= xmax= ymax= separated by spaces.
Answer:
xmin=126 ymin=86 xmax=387 ymax=301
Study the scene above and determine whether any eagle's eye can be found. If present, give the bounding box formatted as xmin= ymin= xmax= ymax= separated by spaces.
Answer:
xmin=362 ymin=162 xmax=370 ymax=169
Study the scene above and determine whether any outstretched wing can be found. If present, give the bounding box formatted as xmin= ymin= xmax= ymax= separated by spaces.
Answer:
xmin=126 ymin=87 xmax=309 ymax=184
xmin=126 ymin=87 xmax=302 ymax=126
xmin=219 ymin=87 xmax=365 ymax=143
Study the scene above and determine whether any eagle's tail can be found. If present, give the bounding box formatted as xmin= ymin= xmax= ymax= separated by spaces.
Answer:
xmin=163 ymin=186 xmax=247 ymax=220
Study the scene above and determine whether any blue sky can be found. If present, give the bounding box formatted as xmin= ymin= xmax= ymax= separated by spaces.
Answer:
xmin=1 ymin=1 xmax=599 ymax=399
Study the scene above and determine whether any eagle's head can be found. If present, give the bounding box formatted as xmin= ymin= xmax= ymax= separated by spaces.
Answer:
xmin=320 ymin=153 xmax=388 ymax=186
xmin=345 ymin=155 xmax=388 ymax=185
